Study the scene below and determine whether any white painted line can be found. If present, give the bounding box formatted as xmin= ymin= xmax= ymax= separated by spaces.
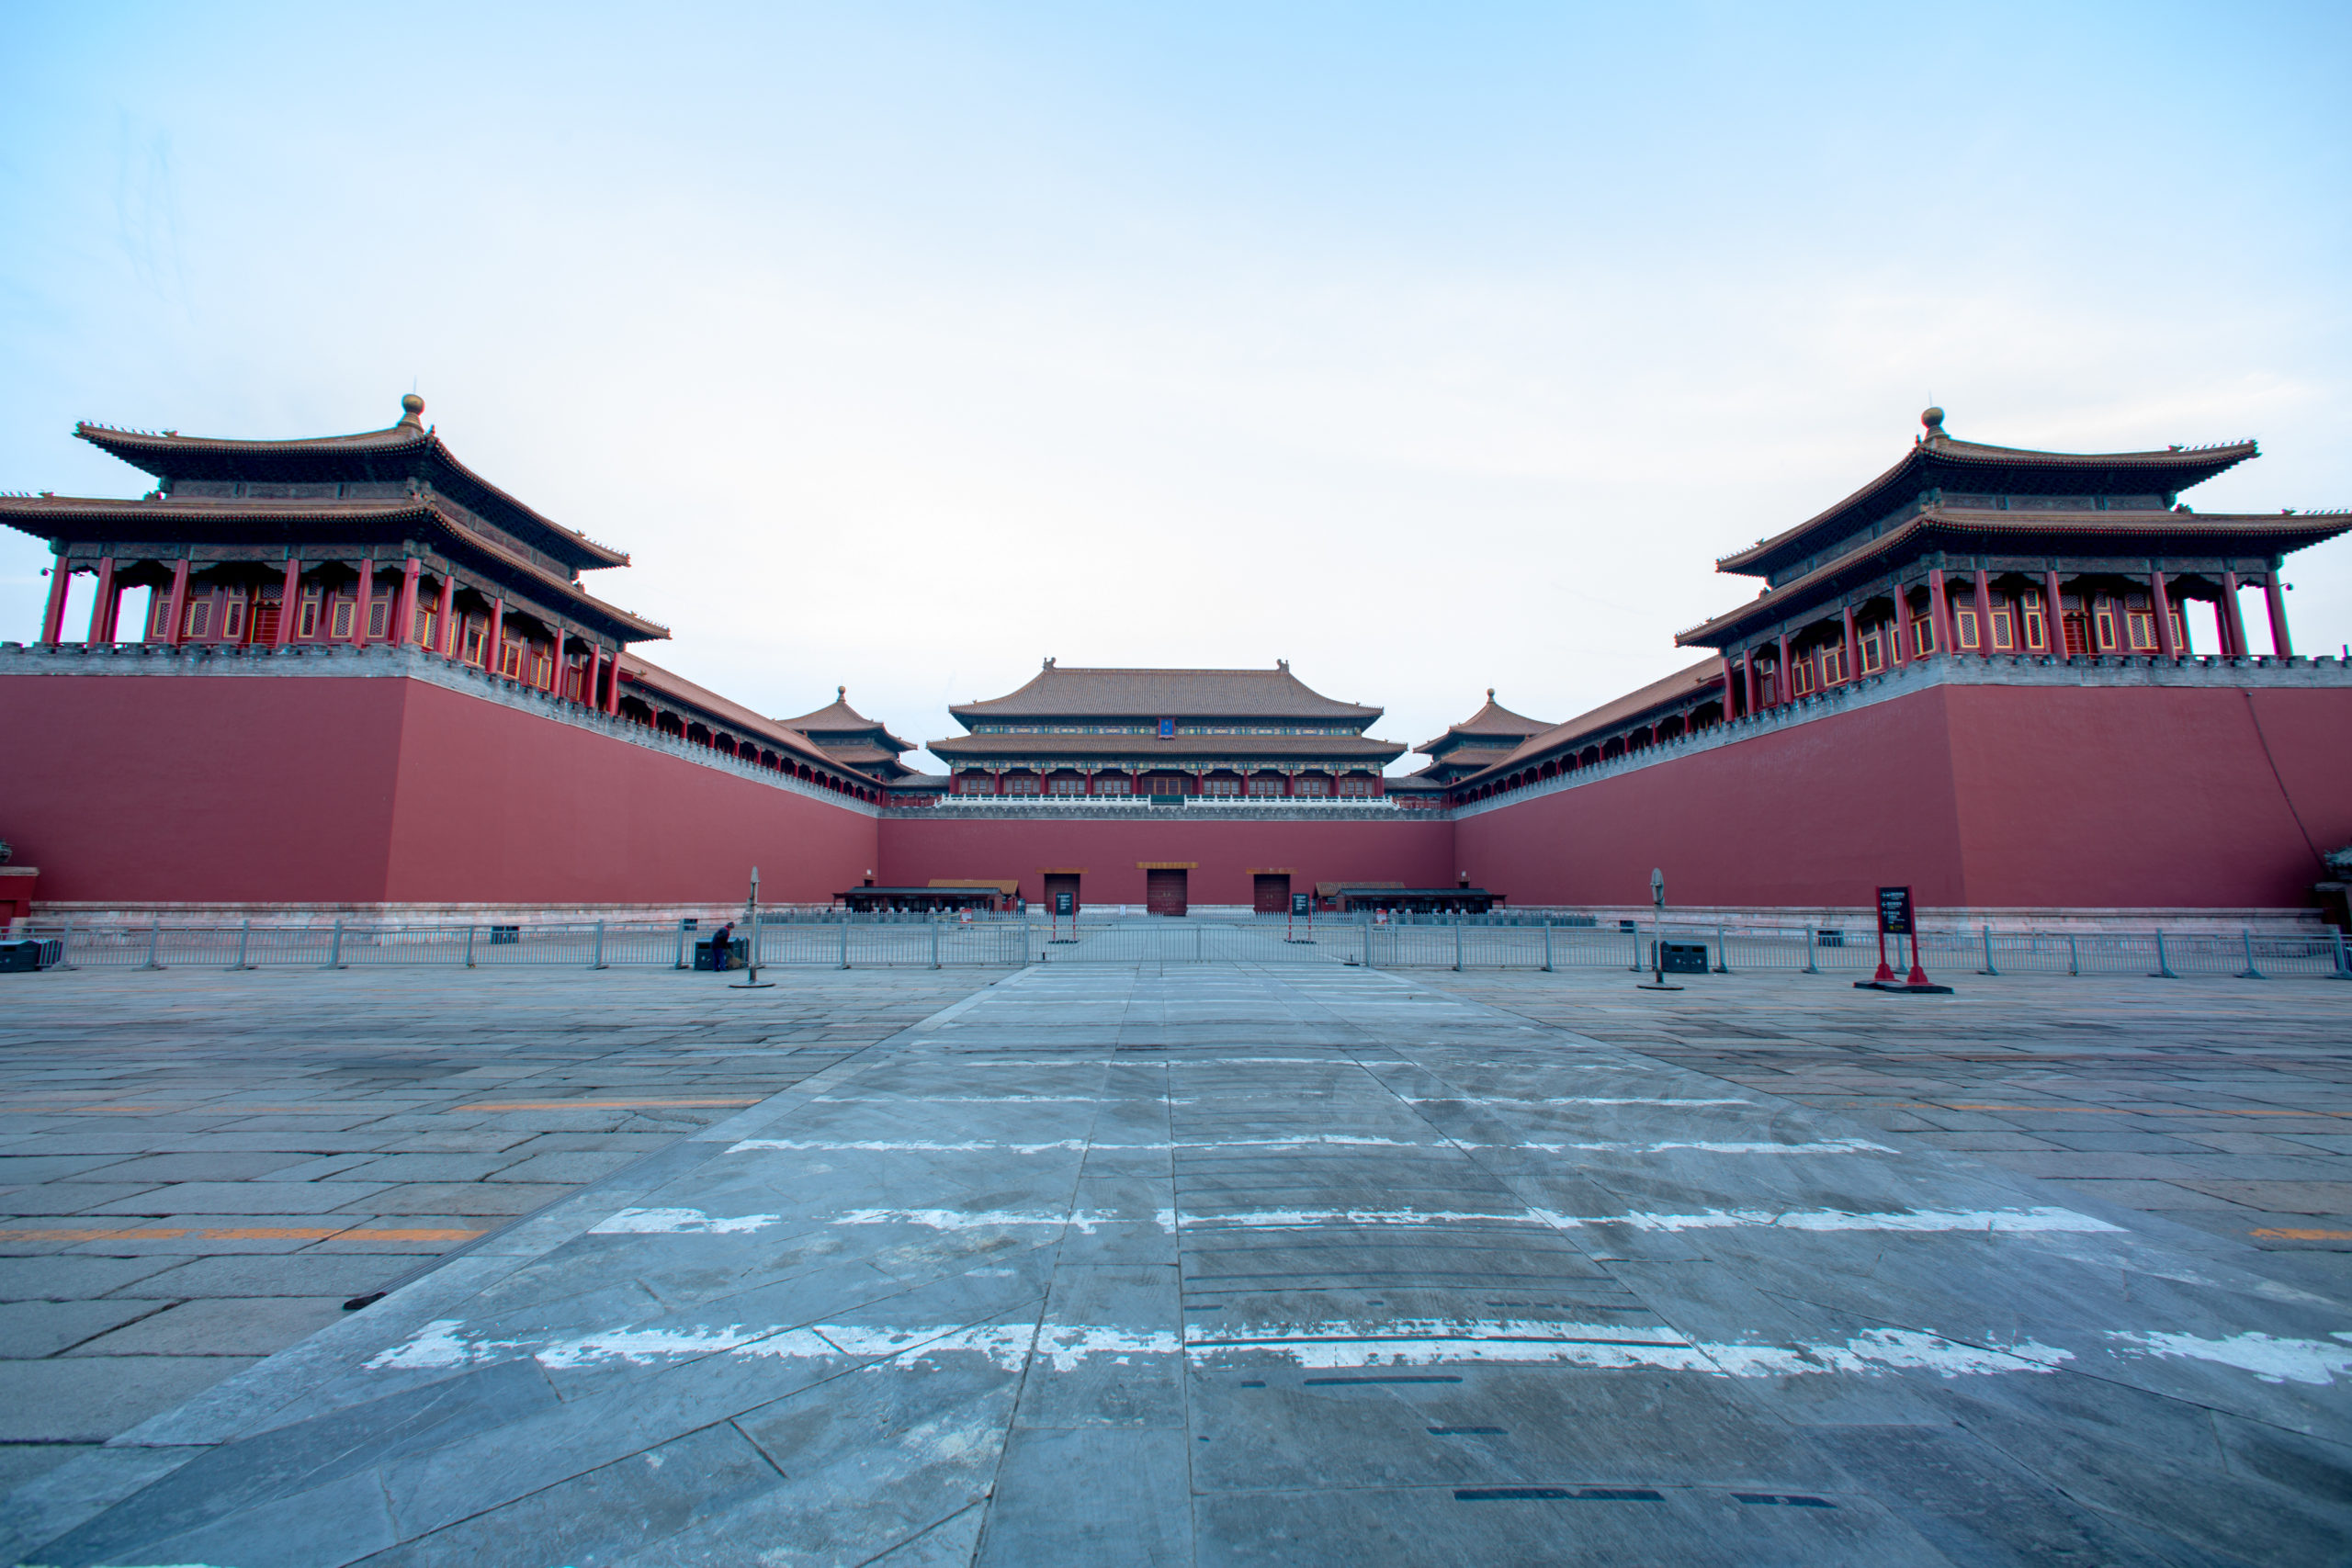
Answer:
xmin=366 ymin=1314 xmax=2121 ymax=1383
xmin=1543 ymin=1205 xmax=2124 ymax=1235
xmin=2106 ymin=1329 xmax=2352 ymax=1386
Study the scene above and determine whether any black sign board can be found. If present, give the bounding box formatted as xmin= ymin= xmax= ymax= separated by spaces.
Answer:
xmin=1291 ymin=894 xmax=1310 ymax=917
xmin=1054 ymin=891 xmax=1075 ymax=917
xmin=1876 ymin=886 xmax=1915 ymax=936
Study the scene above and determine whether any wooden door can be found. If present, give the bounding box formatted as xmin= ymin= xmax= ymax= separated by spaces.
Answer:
xmin=1146 ymin=869 xmax=1188 ymax=917
xmin=1043 ymin=874 xmax=1080 ymax=915
xmin=1253 ymin=874 xmax=1290 ymax=914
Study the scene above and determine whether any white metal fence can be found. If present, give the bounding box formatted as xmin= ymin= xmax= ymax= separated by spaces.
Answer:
xmin=7 ymin=915 xmax=2346 ymax=978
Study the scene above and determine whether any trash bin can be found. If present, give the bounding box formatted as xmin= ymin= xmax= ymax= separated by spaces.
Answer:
xmin=0 ymin=940 xmax=55 ymax=973
xmin=1650 ymin=941 xmax=1709 ymax=975
xmin=693 ymin=938 xmax=751 ymax=972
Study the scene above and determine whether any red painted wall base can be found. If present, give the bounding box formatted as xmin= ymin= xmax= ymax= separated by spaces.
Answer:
xmin=0 ymin=674 xmax=876 ymax=907
xmin=1455 ymin=682 xmax=2352 ymax=911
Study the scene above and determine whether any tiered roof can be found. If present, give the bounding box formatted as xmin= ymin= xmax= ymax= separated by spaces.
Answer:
xmin=778 ymin=687 xmax=925 ymax=782
xmin=1461 ymin=660 xmax=1726 ymax=786
xmin=949 ymin=660 xmax=1382 ymax=723
xmin=74 ymin=397 xmax=627 ymax=570
xmin=933 ymin=660 xmax=1401 ymax=772
xmin=2 ymin=396 xmax=667 ymax=649
xmin=1679 ymin=409 xmax=2349 ymax=652
xmin=1718 ymin=411 xmax=2260 ymax=580
xmin=1393 ymin=690 xmax=1555 ymax=788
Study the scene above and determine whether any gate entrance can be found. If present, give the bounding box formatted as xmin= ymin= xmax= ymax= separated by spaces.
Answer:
xmin=1146 ymin=868 xmax=1189 ymax=917
xmin=1252 ymin=874 xmax=1291 ymax=915
xmin=1042 ymin=873 xmax=1080 ymax=915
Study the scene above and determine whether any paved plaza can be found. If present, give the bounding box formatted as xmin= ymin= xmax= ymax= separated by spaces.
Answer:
xmin=0 ymin=961 xmax=2348 ymax=1564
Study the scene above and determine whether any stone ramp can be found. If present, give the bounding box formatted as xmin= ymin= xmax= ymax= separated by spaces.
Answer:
xmin=7 ymin=964 xmax=2351 ymax=1565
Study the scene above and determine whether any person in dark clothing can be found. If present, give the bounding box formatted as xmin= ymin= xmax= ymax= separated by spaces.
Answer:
xmin=710 ymin=920 xmax=733 ymax=973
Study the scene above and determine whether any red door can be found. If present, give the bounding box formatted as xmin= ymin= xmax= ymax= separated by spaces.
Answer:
xmin=1146 ymin=869 xmax=1189 ymax=917
xmin=1253 ymin=874 xmax=1290 ymax=915
xmin=1043 ymin=874 xmax=1080 ymax=915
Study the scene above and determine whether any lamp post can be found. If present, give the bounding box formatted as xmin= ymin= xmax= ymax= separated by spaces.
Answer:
xmin=731 ymin=865 xmax=775 ymax=989
xmin=1638 ymin=865 xmax=1682 ymax=991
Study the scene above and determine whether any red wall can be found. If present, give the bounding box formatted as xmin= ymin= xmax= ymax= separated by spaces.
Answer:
xmin=1455 ymin=682 xmax=2352 ymax=911
xmin=878 ymin=815 xmax=1457 ymax=908
xmin=0 ymin=674 xmax=876 ymax=907
xmin=11 ymin=670 xmax=2344 ymax=916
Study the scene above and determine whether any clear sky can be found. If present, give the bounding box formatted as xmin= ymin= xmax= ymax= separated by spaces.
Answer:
xmin=4 ymin=2 xmax=2346 ymax=769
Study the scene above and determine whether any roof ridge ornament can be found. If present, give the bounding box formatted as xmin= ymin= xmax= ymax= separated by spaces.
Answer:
xmin=1920 ymin=406 xmax=1946 ymax=445
xmin=395 ymin=393 xmax=425 ymax=432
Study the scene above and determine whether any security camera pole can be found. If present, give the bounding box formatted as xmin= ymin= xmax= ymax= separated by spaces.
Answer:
xmin=1637 ymin=865 xmax=1682 ymax=992
xmin=730 ymin=865 xmax=775 ymax=989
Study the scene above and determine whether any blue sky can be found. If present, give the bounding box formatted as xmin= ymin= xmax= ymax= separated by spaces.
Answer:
xmin=4 ymin=2 xmax=2346 ymax=765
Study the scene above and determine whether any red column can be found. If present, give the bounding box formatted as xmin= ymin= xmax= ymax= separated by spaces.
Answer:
xmin=162 ymin=559 xmax=190 ymax=647
xmin=350 ymin=563 xmax=372 ymax=648
xmin=585 ymin=647 xmax=604 ymax=709
xmin=485 ymin=598 xmax=505 ymax=673
xmin=2265 ymin=574 xmax=2293 ymax=659
xmin=276 ymin=559 xmax=302 ymax=648
xmin=1742 ymin=649 xmax=1758 ymax=716
xmin=2149 ymin=570 xmax=2177 ymax=658
xmin=1889 ymin=592 xmax=1909 ymax=666
xmin=433 ymin=573 xmax=455 ymax=655
xmin=1926 ymin=570 xmax=1951 ymax=657
xmin=2220 ymin=570 xmax=2248 ymax=656
xmin=1971 ymin=571 xmax=1995 ymax=658
xmin=605 ymin=649 xmax=622 ymax=714
xmin=85 ymin=558 xmax=117 ymax=643
xmin=2042 ymin=570 xmax=2066 ymax=657
xmin=394 ymin=558 xmax=421 ymax=647
xmin=39 ymin=560 xmax=72 ymax=645
xmin=1839 ymin=604 xmax=1860 ymax=685
xmin=1775 ymin=633 xmax=1792 ymax=705
xmin=1720 ymin=654 xmax=1740 ymax=718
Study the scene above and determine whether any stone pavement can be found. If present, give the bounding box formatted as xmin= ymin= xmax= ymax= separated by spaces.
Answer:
xmin=1434 ymin=969 xmax=2352 ymax=1280
xmin=0 ymin=967 xmax=993 ymax=1503
xmin=3 ymin=962 xmax=2350 ymax=1564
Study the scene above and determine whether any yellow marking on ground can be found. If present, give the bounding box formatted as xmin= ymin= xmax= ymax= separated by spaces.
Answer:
xmin=0 ymin=1224 xmax=484 ymax=1243
xmin=457 ymin=1098 xmax=760 ymax=1111
xmin=2250 ymin=1227 xmax=2352 ymax=1241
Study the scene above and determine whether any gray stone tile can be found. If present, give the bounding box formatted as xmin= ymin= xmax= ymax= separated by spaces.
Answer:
xmin=372 ymin=1419 xmax=783 ymax=1567
xmin=487 ymin=1150 xmax=645 ymax=1183
xmin=59 ymin=1151 xmax=318 ymax=1182
xmin=126 ymin=1253 xmax=412 ymax=1301
xmin=79 ymin=1180 xmax=391 ymax=1215
xmin=0 ymin=1297 xmax=169 ymax=1357
xmin=0 ymin=1183 xmax=165 ymax=1215
xmin=0 ymin=1441 xmax=93 ymax=1500
xmin=63 ymin=1296 xmax=349 ymax=1357
xmin=0 ymin=1254 xmax=179 ymax=1301
xmin=0 ymin=1354 xmax=260 ymax=1442
xmin=362 ymin=1181 xmax=574 ymax=1214
xmin=334 ymin=1153 xmax=526 ymax=1182
xmin=22 ymin=1358 xmax=558 ymax=1564
xmin=978 ymin=1427 xmax=1191 ymax=1565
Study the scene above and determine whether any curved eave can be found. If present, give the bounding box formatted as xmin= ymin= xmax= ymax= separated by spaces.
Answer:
xmin=947 ymin=704 xmax=1384 ymax=724
xmin=1677 ymin=508 xmax=2351 ymax=649
xmin=1457 ymin=660 xmax=1727 ymax=788
xmin=0 ymin=494 xmax=668 ymax=644
xmin=618 ymin=658 xmax=879 ymax=783
xmin=927 ymin=735 xmax=1406 ymax=763
xmin=73 ymin=423 xmax=630 ymax=571
xmin=1716 ymin=436 xmax=2261 ymax=578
